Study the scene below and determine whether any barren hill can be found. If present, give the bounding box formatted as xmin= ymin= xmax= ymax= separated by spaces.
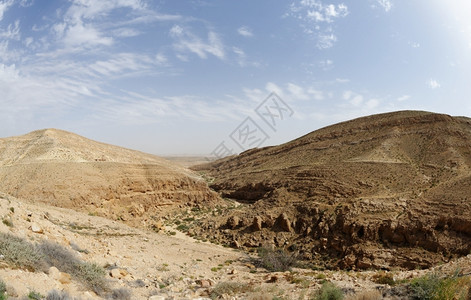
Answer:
xmin=0 ymin=129 xmax=218 ymax=228
xmin=193 ymin=111 xmax=471 ymax=270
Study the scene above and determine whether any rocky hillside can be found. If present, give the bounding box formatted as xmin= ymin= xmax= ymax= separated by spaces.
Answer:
xmin=0 ymin=129 xmax=219 ymax=228
xmin=193 ymin=111 xmax=471 ymax=270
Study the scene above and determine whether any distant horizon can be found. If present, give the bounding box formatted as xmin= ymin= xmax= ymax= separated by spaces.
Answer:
xmin=1 ymin=1 xmax=470 ymax=155
xmin=2 ymin=109 xmax=467 ymax=157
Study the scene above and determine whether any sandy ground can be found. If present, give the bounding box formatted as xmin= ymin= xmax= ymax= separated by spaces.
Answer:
xmin=0 ymin=193 xmax=470 ymax=300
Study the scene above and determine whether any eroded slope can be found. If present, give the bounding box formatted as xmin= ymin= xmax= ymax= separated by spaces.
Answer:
xmin=0 ymin=129 xmax=219 ymax=228
xmin=193 ymin=111 xmax=471 ymax=270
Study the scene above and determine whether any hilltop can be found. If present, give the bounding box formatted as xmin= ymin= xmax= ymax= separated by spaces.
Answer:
xmin=193 ymin=111 xmax=471 ymax=270
xmin=0 ymin=121 xmax=470 ymax=298
xmin=0 ymin=129 xmax=219 ymax=228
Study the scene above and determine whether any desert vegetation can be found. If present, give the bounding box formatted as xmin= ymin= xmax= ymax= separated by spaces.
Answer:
xmin=0 ymin=232 xmax=110 ymax=296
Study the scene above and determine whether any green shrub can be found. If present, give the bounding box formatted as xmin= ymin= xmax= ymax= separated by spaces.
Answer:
xmin=372 ymin=272 xmax=395 ymax=286
xmin=108 ymin=288 xmax=132 ymax=300
xmin=0 ymin=233 xmax=46 ymax=272
xmin=46 ymin=290 xmax=76 ymax=300
xmin=28 ymin=290 xmax=43 ymax=299
xmin=312 ymin=282 xmax=344 ymax=300
xmin=38 ymin=241 xmax=81 ymax=274
xmin=0 ymin=279 xmax=6 ymax=300
xmin=345 ymin=290 xmax=382 ymax=300
xmin=256 ymin=247 xmax=298 ymax=272
xmin=176 ymin=224 xmax=189 ymax=232
xmin=410 ymin=274 xmax=441 ymax=300
xmin=38 ymin=241 xmax=109 ymax=295
xmin=75 ymin=262 xmax=108 ymax=295
xmin=211 ymin=282 xmax=251 ymax=299
xmin=0 ymin=234 xmax=108 ymax=295
xmin=409 ymin=273 xmax=471 ymax=300
xmin=2 ymin=218 xmax=13 ymax=227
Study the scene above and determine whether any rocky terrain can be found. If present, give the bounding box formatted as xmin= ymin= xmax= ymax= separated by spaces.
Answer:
xmin=1 ymin=191 xmax=470 ymax=299
xmin=193 ymin=111 xmax=471 ymax=271
xmin=0 ymin=129 xmax=219 ymax=229
xmin=0 ymin=115 xmax=470 ymax=299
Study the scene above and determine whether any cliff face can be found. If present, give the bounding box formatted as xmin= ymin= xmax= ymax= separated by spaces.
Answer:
xmin=0 ymin=129 xmax=219 ymax=228
xmin=193 ymin=111 xmax=471 ymax=270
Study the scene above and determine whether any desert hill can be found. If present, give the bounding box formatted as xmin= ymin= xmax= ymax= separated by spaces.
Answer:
xmin=192 ymin=111 xmax=471 ymax=270
xmin=0 ymin=129 xmax=219 ymax=228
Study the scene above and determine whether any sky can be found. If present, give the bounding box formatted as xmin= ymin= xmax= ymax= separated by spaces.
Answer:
xmin=1 ymin=0 xmax=471 ymax=156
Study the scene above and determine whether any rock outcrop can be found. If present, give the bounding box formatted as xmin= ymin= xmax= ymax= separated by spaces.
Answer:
xmin=193 ymin=111 xmax=471 ymax=270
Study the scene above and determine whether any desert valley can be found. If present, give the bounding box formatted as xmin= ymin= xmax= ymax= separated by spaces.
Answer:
xmin=0 ymin=111 xmax=470 ymax=299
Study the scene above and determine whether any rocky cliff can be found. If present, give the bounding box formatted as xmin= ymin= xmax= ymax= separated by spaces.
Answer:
xmin=193 ymin=111 xmax=471 ymax=270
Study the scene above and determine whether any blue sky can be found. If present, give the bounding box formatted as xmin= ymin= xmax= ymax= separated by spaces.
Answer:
xmin=1 ymin=0 xmax=470 ymax=155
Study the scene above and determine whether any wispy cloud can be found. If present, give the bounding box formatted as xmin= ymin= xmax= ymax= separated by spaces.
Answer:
xmin=317 ymin=33 xmax=337 ymax=49
xmin=50 ymin=0 xmax=149 ymax=50
xmin=237 ymin=26 xmax=253 ymax=37
xmin=287 ymin=0 xmax=349 ymax=49
xmin=319 ymin=59 xmax=333 ymax=70
xmin=0 ymin=19 xmax=20 ymax=40
xmin=428 ymin=79 xmax=441 ymax=89
xmin=397 ymin=95 xmax=411 ymax=102
xmin=232 ymin=46 xmax=260 ymax=67
xmin=170 ymin=25 xmax=225 ymax=60
xmin=376 ymin=0 xmax=393 ymax=12
xmin=342 ymin=90 xmax=379 ymax=109
xmin=305 ymin=3 xmax=348 ymax=23
xmin=0 ymin=0 xmax=14 ymax=21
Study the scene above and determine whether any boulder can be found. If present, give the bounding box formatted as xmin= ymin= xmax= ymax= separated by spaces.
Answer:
xmin=252 ymin=216 xmax=263 ymax=231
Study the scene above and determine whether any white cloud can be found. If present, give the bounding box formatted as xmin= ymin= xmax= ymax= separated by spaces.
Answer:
xmin=88 ymin=53 xmax=155 ymax=77
xmin=343 ymin=90 xmax=353 ymax=100
xmin=397 ymin=95 xmax=410 ymax=102
xmin=233 ymin=46 xmax=246 ymax=66
xmin=243 ymin=87 xmax=265 ymax=103
xmin=317 ymin=33 xmax=337 ymax=49
xmin=0 ymin=19 xmax=20 ymax=40
xmin=175 ymin=53 xmax=189 ymax=62
xmin=51 ymin=0 xmax=149 ymax=50
xmin=428 ymin=79 xmax=441 ymax=89
xmin=307 ymin=88 xmax=324 ymax=100
xmin=0 ymin=0 xmax=14 ymax=21
xmin=24 ymin=36 xmax=33 ymax=47
xmin=171 ymin=27 xmax=225 ymax=60
xmin=305 ymin=3 xmax=348 ymax=23
xmin=266 ymin=82 xmax=283 ymax=97
xmin=237 ymin=26 xmax=253 ymax=37
xmin=342 ymin=90 xmax=379 ymax=109
xmin=232 ymin=47 xmax=260 ymax=67
xmin=288 ymin=83 xmax=309 ymax=100
xmin=366 ymin=98 xmax=379 ymax=109
xmin=375 ymin=0 xmax=393 ymax=12
xmin=0 ymin=63 xmax=19 ymax=81
xmin=113 ymin=28 xmax=141 ymax=37
xmin=319 ymin=59 xmax=333 ymax=70
xmin=155 ymin=53 xmax=167 ymax=65
xmin=62 ymin=22 xmax=113 ymax=47
xmin=350 ymin=95 xmax=364 ymax=106
xmin=169 ymin=25 xmax=184 ymax=37
xmin=288 ymin=0 xmax=348 ymax=49
xmin=65 ymin=0 xmax=145 ymax=22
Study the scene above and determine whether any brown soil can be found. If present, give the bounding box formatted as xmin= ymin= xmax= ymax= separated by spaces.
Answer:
xmin=192 ymin=111 xmax=471 ymax=270
xmin=0 ymin=129 xmax=219 ymax=229
xmin=0 ymin=121 xmax=470 ymax=299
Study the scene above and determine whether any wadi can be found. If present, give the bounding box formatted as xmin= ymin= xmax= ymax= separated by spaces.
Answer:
xmin=0 ymin=111 xmax=470 ymax=299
